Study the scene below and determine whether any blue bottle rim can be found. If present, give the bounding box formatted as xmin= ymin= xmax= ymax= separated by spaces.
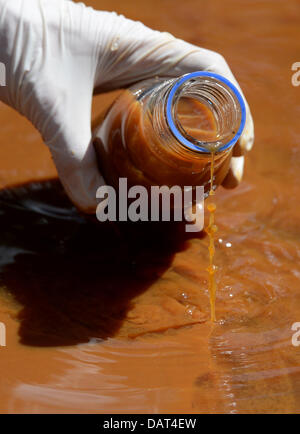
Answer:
xmin=166 ymin=71 xmax=246 ymax=153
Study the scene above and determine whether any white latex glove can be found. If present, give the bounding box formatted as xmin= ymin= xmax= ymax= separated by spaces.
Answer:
xmin=0 ymin=0 xmax=254 ymax=213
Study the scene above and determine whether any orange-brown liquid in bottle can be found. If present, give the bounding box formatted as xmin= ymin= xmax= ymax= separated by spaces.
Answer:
xmin=93 ymin=91 xmax=232 ymax=194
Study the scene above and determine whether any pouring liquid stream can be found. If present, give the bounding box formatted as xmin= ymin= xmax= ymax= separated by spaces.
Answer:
xmin=206 ymin=152 xmax=217 ymax=322
xmin=177 ymin=97 xmax=219 ymax=321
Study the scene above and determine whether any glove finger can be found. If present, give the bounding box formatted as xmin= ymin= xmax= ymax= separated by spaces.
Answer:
xmin=49 ymin=135 xmax=105 ymax=214
xmin=236 ymin=109 xmax=254 ymax=154
xmin=221 ymin=156 xmax=245 ymax=189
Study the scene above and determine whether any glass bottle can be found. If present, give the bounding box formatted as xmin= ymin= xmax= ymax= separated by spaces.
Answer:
xmin=93 ymin=71 xmax=246 ymax=196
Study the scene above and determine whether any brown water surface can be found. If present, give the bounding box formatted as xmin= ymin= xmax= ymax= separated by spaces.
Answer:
xmin=0 ymin=0 xmax=300 ymax=413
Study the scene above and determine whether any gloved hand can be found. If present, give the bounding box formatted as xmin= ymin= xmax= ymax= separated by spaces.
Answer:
xmin=0 ymin=0 xmax=254 ymax=213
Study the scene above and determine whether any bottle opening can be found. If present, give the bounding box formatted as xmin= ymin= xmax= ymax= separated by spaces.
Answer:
xmin=166 ymin=72 xmax=246 ymax=153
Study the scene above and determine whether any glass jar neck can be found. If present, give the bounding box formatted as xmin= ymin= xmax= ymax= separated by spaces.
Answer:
xmin=143 ymin=72 xmax=246 ymax=157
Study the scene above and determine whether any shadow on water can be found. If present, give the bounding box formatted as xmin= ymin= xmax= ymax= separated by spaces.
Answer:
xmin=0 ymin=179 xmax=203 ymax=347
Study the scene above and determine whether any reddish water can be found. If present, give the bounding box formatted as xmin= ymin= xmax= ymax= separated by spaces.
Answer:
xmin=0 ymin=0 xmax=300 ymax=414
